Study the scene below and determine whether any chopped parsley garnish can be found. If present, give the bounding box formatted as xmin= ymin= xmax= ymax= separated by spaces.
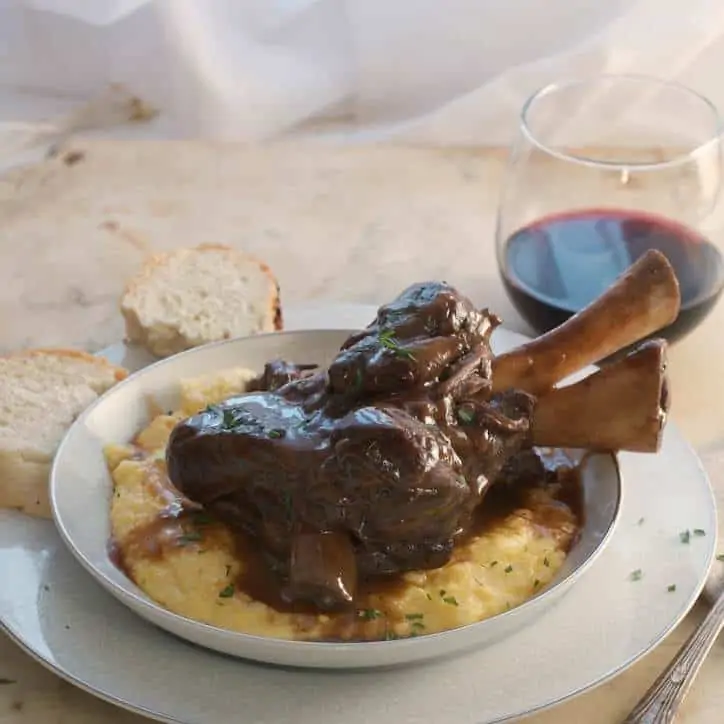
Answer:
xmin=439 ymin=589 xmax=447 ymax=597
xmin=218 ymin=584 xmax=235 ymax=598
xmin=490 ymin=560 xmax=498 ymax=568
xmin=543 ymin=557 xmax=550 ymax=567
xmin=410 ymin=621 xmax=425 ymax=631
xmin=533 ymin=579 xmax=541 ymax=588
xmin=504 ymin=565 xmax=513 ymax=573
xmin=667 ymin=584 xmax=677 ymax=592
xmin=442 ymin=595 xmax=459 ymax=606
xmin=405 ymin=613 xmax=424 ymax=621
xmin=178 ymin=531 xmax=203 ymax=545
xmin=222 ymin=409 xmax=237 ymax=429
xmin=717 ymin=554 xmax=724 ymax=562
xmin=384 ymin=630 xmax=400 ymax=640
xmin=457 ymin=408 xmax=474 ymax=424
xmin=354 ymin=368 xmax=364 ymax=392
xmin=358 ymin=608 xmax=383 ymax=621
xmin=693 ymin=529 xmax=706 ymax=537
xmin=680 ymin=530 xmax=691 ymax=544
xmin=629 ymin=569 xmax=643 ymax=582
xmin=426 ymin=592 xmax=432 ymax=600
xmin=378 ymin=328 xmax=415 ymax=360
xmin=268 ymin=428 xmax=285 ymax=439
xmin=280 ymin=491 xmax=293 ymax=517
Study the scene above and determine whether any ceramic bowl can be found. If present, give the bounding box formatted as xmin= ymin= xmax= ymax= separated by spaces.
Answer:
xmin=50 ymin=328 xmax=621 ymax=669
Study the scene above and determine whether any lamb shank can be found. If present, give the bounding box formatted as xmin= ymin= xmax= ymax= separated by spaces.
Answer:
xmin=166 ymin=250 xmax=679 ymax=611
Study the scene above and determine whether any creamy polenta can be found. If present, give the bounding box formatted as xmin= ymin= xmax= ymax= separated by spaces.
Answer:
xmin=105 ymin=368 xmax=579 ymax=642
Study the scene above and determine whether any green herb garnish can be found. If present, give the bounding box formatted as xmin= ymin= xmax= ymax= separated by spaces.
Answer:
xmin=405 ymin=613 xmax=424 ymax=621
xmin=178 ymin=531 xmax=203 ymax=545
xmin=457 ymin=408 xmax=474 ymax=424
xmin=629 ymin=569 xmax=643 ymax=582
xmin=504 ymin=565 xmax=513 ymax=573
xmin=680 ymin=530 xmax=691 ymax=544
xmin=358 ymin=608 xmax=383 ymax=621
xmin=442 ymin=595 xmax=459 ymax=606
xmin=543 ymin=557 xmax=550 ymax=567
xmin=716 ymin=554 xmax=724 ymax=562
xmin=490 ymin=561 xmax=498 ymax=568
xmin=378 ymin=329 xmax=415 ymax=360
xmin=222 ymin=409 xmax=236 ymax=429
xmin=280 ymin=491 xmax=293 ymax=517
xmin=426 ymin=592 xmax=432 ymax=600
xmin=268 ymin=428 xmax=285 ymax=439
xmin=218 ymin=584 xmax=235 ymax=598
xmin=693 ymin=528 xmax=706 ymax=537
xmin=533 ymin=579 xmax=541 ymax=588
xmin=667 ymin=584 xmax=677 ymax=592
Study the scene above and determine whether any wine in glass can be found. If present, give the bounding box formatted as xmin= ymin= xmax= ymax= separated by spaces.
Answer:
xmin=496 ymin=74 xmax=724 ymax=343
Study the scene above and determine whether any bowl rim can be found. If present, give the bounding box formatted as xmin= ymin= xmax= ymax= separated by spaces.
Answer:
xmin=49 ymin=328 xmax=623 ymax=654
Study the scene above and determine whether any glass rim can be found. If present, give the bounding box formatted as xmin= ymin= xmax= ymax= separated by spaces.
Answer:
xmin=520 ymin=73 xmax=724 ymax=172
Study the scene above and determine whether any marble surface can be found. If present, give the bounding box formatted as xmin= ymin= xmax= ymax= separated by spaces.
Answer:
xmin=1 ymin=140 xmax=724 ymax=723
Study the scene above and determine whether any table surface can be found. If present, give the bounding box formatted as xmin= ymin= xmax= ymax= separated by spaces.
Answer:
xmin=1 ymin=141 xmax=723 ymax=724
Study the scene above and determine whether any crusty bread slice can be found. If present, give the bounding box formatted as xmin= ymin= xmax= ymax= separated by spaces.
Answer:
xmin=120 ymin=244 xmax=282 ymax=358
xmin=0 ymin=349 xmax=127 ymax=518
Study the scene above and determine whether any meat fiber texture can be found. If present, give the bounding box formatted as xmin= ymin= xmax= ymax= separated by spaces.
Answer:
xmin=166 ymin=282 xmax=536 ymax=609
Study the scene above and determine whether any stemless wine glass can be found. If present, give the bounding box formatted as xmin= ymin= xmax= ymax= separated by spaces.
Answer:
xmin=496 ymin=74 xmax=724 ymax=342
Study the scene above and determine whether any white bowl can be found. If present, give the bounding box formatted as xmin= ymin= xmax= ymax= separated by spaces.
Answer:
xmin=50 ymin=328 xmax=621 ymax=669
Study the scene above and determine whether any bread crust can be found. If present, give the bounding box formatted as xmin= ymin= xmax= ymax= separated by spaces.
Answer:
xmin=3 ymin=347 xmax=128 ymax=382
xmin=0 ymin=348 xmax=128 ymax=519
xmin=120 ymin=244 xmax=283 ymax=358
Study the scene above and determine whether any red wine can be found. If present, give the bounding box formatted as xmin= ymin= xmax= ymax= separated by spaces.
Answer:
xmin=500 ymin=208 xmax=724 ymax=342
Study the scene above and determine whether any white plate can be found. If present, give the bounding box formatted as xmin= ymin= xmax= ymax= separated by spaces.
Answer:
xmin=49 ymin=327 xmax=621 ymax=669
xmin=0 ymin=302 xmax=717 ymax=724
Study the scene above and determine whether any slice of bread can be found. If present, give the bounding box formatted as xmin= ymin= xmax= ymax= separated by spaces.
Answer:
xmin=0 ymin=349 xmax=127 ymax=518
xmin=120 ymin=244 xmax=283 ymax=358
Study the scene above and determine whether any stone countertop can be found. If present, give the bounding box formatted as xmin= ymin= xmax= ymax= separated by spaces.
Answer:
xmin=1 ymin=141 xmax=724 ymax=723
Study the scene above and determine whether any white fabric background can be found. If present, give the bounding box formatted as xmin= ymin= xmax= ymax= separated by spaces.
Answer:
xmin=1 ymin=0 xmax=724 ymax=144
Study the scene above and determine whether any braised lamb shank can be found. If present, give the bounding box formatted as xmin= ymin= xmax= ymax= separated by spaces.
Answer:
xmin=166 ymin=250 xmax=680 ymax=611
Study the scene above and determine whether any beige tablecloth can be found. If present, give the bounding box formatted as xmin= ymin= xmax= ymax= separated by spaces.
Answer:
xmin=1 ymin=141 xmax=723 ymax=723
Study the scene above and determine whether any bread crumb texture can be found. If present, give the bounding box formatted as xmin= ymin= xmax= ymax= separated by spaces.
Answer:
xmin=121 ymin=244 xmax=281 ymax=358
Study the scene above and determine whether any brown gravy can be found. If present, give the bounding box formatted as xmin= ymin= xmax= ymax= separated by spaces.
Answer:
xmin=110 ymin=448 xmax=584 ymax=641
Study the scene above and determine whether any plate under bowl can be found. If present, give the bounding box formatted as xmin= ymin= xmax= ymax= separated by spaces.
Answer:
xmin=50 ymin=328 xmax=621 ymax=669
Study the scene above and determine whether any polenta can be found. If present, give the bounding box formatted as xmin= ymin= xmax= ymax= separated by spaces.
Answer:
xmin=106 ymin=368 xmax=579 ymax=642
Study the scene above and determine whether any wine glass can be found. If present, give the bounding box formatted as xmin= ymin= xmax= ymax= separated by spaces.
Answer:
xmin=495 ymin=74 xmax=724 ymax=343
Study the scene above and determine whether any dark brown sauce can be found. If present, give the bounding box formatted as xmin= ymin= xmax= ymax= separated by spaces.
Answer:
xmin=473 ymin=450 xmax=581 ymax=528
xmin=108 ymin=458 xmax=206 ymax=577
xmin=110 ymin=447 xmax=584 ymax=642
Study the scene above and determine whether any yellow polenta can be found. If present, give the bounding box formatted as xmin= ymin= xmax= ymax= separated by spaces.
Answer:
xmin=106 ymin=368 xmax=577 ymax=642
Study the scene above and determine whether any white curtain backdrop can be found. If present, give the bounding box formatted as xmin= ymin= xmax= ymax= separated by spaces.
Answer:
xmin=1 ymin=0 xmax=724 ymax=144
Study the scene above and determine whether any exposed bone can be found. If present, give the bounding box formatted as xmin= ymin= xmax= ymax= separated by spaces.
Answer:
xmin=530 ymin=339 xmax=669 ymax=453
xmin=492 ymin=250 xmax=681 ymax=396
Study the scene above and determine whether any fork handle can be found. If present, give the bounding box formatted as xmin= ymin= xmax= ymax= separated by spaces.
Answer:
xmin=623 ymin=590 xmax=724 ymax=723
